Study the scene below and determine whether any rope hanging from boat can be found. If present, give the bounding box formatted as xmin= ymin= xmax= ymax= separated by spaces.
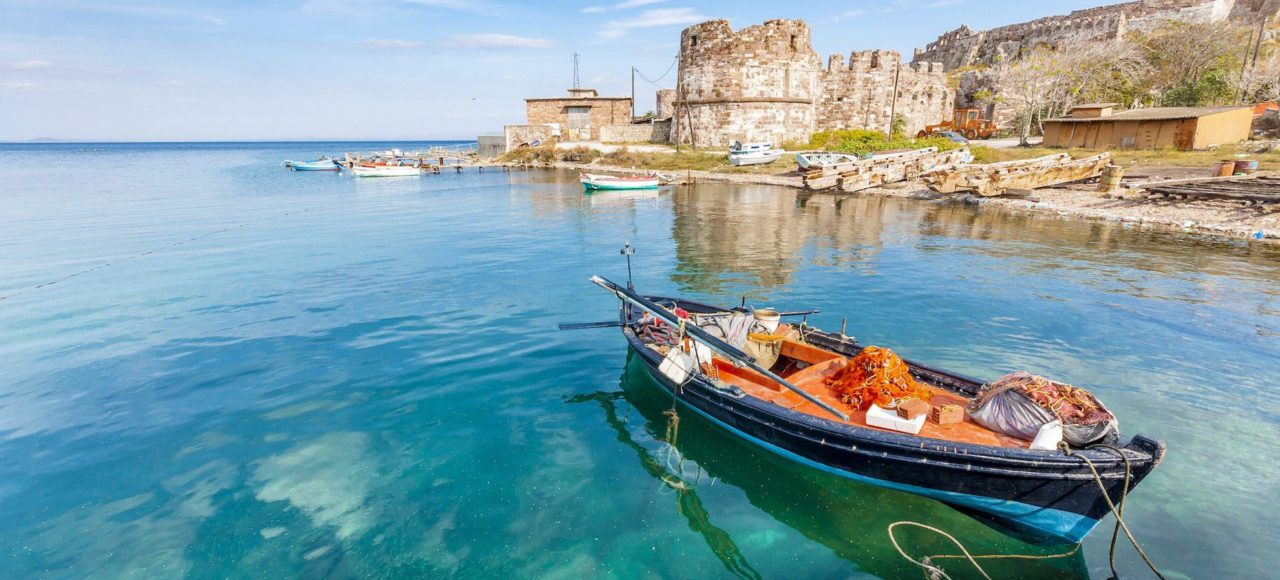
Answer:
xmin=888 ymin=443 xmax=1163 ymax=580
xmin=1060 ymin=443 xmax=1165 ymax=579
xmin=887 ymin=521 xmax=1082 ymax=580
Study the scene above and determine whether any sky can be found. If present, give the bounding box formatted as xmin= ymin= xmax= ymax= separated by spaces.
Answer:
xmin=0 ymin=0 xmax=1109 ymax=141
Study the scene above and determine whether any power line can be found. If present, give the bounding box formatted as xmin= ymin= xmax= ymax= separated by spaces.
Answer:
xmin=635 ymin=56 xmax=678 ymax=87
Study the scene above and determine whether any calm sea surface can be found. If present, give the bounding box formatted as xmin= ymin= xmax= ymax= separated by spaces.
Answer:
xmin=0 ymin=142 xmax=1276 ymax=579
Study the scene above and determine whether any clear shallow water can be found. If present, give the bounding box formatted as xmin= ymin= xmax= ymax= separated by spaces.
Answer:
xmin=0 ymin=142 xmax=1277 ymax=578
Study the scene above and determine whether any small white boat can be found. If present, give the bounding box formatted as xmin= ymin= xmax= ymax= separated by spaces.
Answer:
xmin=728 ymin=140 xmax=784 ymax=166
xmin=581 ymin=172 xmax=660 ymax=191
xmin=795 ymin=152 xmax=859 ymax=170
xmin=350 ymin=163 xmax=420 ymax=178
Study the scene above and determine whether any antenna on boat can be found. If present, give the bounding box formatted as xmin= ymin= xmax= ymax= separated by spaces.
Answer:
xmin=620 ymin=241 xmax=635 ymax=289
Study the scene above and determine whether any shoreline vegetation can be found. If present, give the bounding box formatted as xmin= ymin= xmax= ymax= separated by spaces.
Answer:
xmin=494 ymin=130 xmax=1279 ymax=243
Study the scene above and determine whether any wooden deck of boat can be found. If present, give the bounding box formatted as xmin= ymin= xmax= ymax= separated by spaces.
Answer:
xmin=703 ymin=333 xmax=1027 ymax=449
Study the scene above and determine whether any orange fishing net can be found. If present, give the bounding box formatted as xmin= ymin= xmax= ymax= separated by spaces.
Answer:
xmin=825 ymin=346 xmax=933 ymax=411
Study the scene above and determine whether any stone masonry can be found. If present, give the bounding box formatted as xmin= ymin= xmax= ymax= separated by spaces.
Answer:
xmin=914 ymin=0 xmax=1279 ymax=71
xmin=671 ymin=19 xmax=953 ymax=148
xmin=819 ymin=51 xmax=953 ymax=138
xmin=524 ymin=89 xmax=632 ymax=141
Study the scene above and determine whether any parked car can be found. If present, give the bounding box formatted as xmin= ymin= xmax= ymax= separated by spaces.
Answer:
xmin=936 ymin=130 xmax=969 ymax=144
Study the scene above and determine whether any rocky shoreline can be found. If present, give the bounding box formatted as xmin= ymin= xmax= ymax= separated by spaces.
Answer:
xmin=511 ymin=160 xmax=1277 ymax=243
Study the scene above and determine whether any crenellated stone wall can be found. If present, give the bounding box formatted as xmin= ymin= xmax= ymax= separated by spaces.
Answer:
xmin=913 ymin=0 xmax=1278 ymax=71
xmin=671 ymin=19 xmax=952 ymax=148
xmin=819 ymin=51 xmax=953 ymax=137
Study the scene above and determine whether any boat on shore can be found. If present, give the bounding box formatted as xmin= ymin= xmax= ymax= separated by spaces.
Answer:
xmin=728 ymin=141 xmax=784 ymax=166
xmin=284 ymin=158 xmax=340 ymax=171
xmin=587 ymin=276 xmax=1165 ymax=545
xmin=350 ymin=162 xmax=420 ymax=178
xmin=581 ymin=172 xmax=660 ymax=191
xmin=795 ymin=152 xmax=858 ymax=170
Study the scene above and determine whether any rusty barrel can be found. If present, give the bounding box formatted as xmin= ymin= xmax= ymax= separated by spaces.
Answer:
xmin=1212 ymin=160 xmax=1236 ymax=177
xmin=1233 ymin=159 xmax=1259 ymax=175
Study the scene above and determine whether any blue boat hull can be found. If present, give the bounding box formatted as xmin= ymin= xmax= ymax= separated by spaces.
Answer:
xmin=621 ymin=297 xmax=1165 ymax=545
xmin=290 ymin=161 xmax=340 ymax=171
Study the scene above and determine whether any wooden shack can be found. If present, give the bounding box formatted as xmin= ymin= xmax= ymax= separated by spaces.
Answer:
xmin=1042 ymin=104 xmax=1251 ymax=150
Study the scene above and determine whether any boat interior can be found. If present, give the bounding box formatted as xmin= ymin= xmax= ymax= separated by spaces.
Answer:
xmin=689 ymin=323 xmax=1028 ymax=449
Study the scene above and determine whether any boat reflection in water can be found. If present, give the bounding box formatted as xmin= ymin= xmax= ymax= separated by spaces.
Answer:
xmin=568 ymin=352 xmax=1089 ymax=579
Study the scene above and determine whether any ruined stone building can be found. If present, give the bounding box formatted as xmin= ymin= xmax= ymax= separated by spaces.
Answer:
xmin=671 ymin=19 xmax=953 ymax=148
xmin=914 ymin=0 xmax=1279 ymax=71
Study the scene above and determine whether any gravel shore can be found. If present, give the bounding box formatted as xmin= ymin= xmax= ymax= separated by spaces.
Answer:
xmin=514 ymin=160 xmax=1277 ymax=243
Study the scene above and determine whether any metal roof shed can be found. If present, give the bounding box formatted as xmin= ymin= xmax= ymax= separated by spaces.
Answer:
xmin=1042 ymin=105 xmax=1251 ymax=150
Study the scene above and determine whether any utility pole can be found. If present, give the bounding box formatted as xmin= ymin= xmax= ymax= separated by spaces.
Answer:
xmin=631 ymin=66 xmax=636 ymax=120
xmin=888 ymin=62 xmax=901 ymax=136
xmin=572 ymin=53 xmax=580 ymax=89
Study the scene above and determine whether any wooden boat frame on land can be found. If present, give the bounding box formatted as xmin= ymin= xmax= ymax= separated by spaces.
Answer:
xmin=597 ymin=280 xmax=1164 ymax=545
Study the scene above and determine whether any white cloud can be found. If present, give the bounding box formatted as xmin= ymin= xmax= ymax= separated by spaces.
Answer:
xmin=927 ymin=0 xmax=963 ymax=6
xmin=581 ymin=5 xmax=606 ymax=12
xmin=401 ymin=0 xmax=480 ymax=9
xmin=599 ymin=7 xmax=706 ymax=39
xmin=361 ymin=38 xmax=426 ymax=49
xmin=10 ymin=60 xmax=54 ymax=70
xmin=441 ymin=33 xmax=553 ymax=49
xmin=835 ymin=8 xmax=865 ymax=20
xmin=4 ymin=81 xmax=39 ymax=90
xmin=615 ymin=0 xmax=667 ymax=8
xmin=202 ymin=15 xmax=225 ymax=25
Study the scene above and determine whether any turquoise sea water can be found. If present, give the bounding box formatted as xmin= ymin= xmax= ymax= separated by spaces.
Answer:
xmin=0 ymin=142 xmax=1277 ymax=578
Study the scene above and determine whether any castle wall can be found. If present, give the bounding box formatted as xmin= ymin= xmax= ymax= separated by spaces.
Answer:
xmin=818 ymin=51 xmax=953 ymax=136
xmin=913 ymin=0 xmax=1258 ymax=70
xmin=672 ymin=19 xmax=953 ymax=148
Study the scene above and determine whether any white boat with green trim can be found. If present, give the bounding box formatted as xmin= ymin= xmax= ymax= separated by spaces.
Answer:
xmin=580 ymin=173 xmax=660 ymax=191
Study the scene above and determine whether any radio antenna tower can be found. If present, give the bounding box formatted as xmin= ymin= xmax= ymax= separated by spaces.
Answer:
xmin=572 ymin=52 xmax=581 ymax=89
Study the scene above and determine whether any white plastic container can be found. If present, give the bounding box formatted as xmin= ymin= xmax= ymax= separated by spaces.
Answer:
xmin=1030 ymin=420 xmax=1064 ymax=450
xmin=866 ymin=404 xmax=926 ymax=435
xmin=754 ymin=308 xmax=781 ymax=333
xmin=658 ymin=348 xmax=696 ymax=384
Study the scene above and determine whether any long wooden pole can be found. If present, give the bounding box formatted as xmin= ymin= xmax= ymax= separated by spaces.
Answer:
xmin=590 ymin=275 xmax=850 ymax=421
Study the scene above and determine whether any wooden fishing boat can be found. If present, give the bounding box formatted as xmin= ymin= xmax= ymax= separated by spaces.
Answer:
xmin=581 ymin=173 xmax=660 ymax=191
xmin=795 ymin=152 xmax=858 ymax=170
xmin=590 ymin=276 xmax=1165 ymax=545
xmin=728 ymin=141 xmax=784 ymax=166
xmin=284 ymin=158 xmax=340 ymax=171
xmin=350 ymin=162 xmax=419 ymax=178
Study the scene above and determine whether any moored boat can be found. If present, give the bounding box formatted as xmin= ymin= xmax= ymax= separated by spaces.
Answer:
xmin=728 ymin=141 xmax=784 ymax=166
xmin=587 ymin=275 xmax=1165 ymax=545
xmin=350 ymin=162 xmax=420 ymax=178
xmin=581 ymin=172 xmax=660 ymax=191
xmin=284 ymin=158 xmax=340 ymax=171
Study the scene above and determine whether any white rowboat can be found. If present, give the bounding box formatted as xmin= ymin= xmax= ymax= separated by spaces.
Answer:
xmin=581 ymin=173 xmax=660 ymax=190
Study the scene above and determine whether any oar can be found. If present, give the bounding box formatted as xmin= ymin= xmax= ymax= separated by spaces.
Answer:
xmin=696 ymin=309 xmax=821 ymax=318
xmin=589 ymin=275 xmax=849 ymax=421
xmin=558 ymin=320 xmax=622 ymax=330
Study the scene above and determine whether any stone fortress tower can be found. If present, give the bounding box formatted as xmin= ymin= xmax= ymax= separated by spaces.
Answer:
xmin=671 ymin=19 xmax=954 ymax=149
xmin=672 ymin=19 xmax=821 ymax=149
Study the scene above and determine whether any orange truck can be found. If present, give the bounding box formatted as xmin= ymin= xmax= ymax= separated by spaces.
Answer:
xmin=918 ymin=109 xmax=998 ymax=140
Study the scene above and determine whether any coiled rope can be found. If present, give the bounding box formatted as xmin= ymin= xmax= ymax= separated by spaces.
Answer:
xmin=889 ymin=443 xmax=1163 ymax=579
